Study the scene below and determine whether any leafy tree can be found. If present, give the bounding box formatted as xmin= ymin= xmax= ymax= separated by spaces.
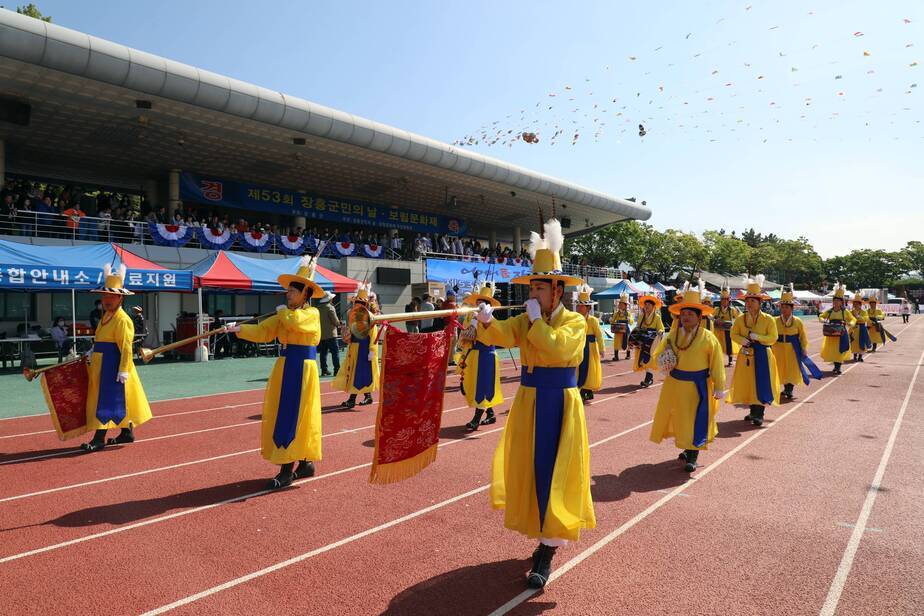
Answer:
xmin=14 ymin=3 xmax=51 ymax=21
xmin=703 ymin=230 xmax=750 ymax=274
xmin=901 ymin=240 xmax=924 ymax=276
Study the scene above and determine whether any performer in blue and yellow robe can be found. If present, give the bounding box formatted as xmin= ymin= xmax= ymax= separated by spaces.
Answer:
xmin=773 ymin=285 xmax=822 ymax=402
xmin=459 ymin=283 xmax=504 ymax=430
xmin=729 ymin=275 xmax=781 ymax=426
xmin=575 ymin=283 xmax=605 ymax=402
xmin=80 ymin=264 xmax=152 ymax=452
xmin=230 ymin=256 xmax=324 ymax=488
xmin=634 ymin=294 xmax=665 ymax=388
xmin=866 ymin=297 xmax=894 ymax=351
xmin=713 ymin=285 xmax=741 ymax=366
xmin=849 ymin=293 xmax=872 ymax=362
xmin=475 ymin=218 xmax=593 ymax=590
xmin=609 ymin=292 xmax=634 ymax=361
xmin=334 ymin=283 xmax=379 ymax=408
xmin=650 ymin=282 xmax=726 ymax=472
xmin=819 ymin=285 xmax=856 ymax=375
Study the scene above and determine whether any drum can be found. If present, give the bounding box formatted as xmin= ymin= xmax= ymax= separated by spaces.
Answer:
xmin=39 ymin=359 xmax=90 ymax=440
xmin=823 ymin=322 xmax=846 ymax=337
xmin=612 ymin=322 xmax=629 ymax=334
xmin=715 ymin=320 xmax=734 ymax=331
xmin=628 ymin=328 xmax=656 ymax=351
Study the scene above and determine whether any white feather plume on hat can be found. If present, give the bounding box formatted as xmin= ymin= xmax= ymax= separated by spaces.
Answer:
xmin=527 ymin=219 xmax=565 ymax=260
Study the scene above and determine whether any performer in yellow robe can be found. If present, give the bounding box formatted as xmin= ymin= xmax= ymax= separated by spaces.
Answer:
xmin=773 ymin=284 xmax=822 ymax=401
xmin=713 ymin=284 xmax=741 ymax=367
xmin=228 ymin=256 xmax=323 ymax=488
xmin=459 ymin=283 xmax=504 ymax=430
xmin=609 ymin=292 xmax=634 ymax=361
xmin=849 ymin=293 xmax=872 ymax=362
xmin=634 ymin=294 xmax=665 ymax=388
xmin=866 ymin=297 xmax=891 ymax=351
xmin=729 ymin=275 xmax=781 ymax=426
xmin=650 ymin=281 xmax=726 ymax=472
xmin=475 ymin=217 xmax=593 ymax=589
xmin=80 ymin=264 xmax=152 ymax=452
xmin=575 ymin=283 xmax=605 ymax=401
xmin=819 ymin=284 xmax=856 ymax=375
xmin=333 ymin=283 xmax=379 ymax=408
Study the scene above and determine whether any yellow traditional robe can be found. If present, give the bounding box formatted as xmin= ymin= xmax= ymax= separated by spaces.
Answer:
xmin=650 ymin=326 xmax=726 ymax=450
xmin=819 ymin=309 xmax=856 ymax=363
xmin=333 ymin=309 xmax=379 ymax=396
xmin=609 ymin=309 xmax=634 ymax=355
xmin=460 ymin=313 xmax=504 ymax=410
xmin=237 ymin=307 xmax=323 ymax=464
xmin=633 ymin=311 xmax=665 ymax=372
xmin=773 ymin=315 xmax=809 ymax=387
xmin=86 ymin=308 xmax=152 ymax=431
xmin=713 ymin=305 xmax=741 ymax=357
xmin=729 ymin=311 xmax=781 ymax=406
xmin=578 ymin=315 xmax=605 ymax=391
xmin=479 ymin=307 xmax=595 ymax=542
xmin=867 ymin=308 xmax=887 ymax=345
xmin=849 ymin=308 xmax=870 ymax=354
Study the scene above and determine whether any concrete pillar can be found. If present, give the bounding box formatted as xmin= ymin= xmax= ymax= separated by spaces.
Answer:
xmin=167 ymin=169 xmax=181 ymax=217
xmin=143 ymin=179 xmax=159 ymax=210
xmin=294 ymin=215 xmax=306 ymax=231
xmin=513 ymin=226 xmax=522 ymax=253
xmin=489 ymin=230 xmax=497 ymax=251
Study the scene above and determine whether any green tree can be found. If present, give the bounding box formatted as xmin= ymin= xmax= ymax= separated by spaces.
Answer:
xmin=564 ymin=220 xmax=658 ymax=274
xmin=828 ymin=249 xmax=910 ymax=289
xmin=14 ymin=3 xmax=51 ymax=21
xmin=703 ymin=230 xmax=750 ymax=274
xmin=901 ymin=241 xmax=924 ymax=276
xmin=773 ymin=237 xmax=824 ymax=286
xmin=741 ymin=228 xmax=762 ymax=248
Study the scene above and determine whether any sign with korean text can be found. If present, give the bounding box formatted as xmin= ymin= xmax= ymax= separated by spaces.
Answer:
xmin=0 ymin=265 xmax=192 ymax=291
xmin=424 ymin=258 xmax=531 ymax=293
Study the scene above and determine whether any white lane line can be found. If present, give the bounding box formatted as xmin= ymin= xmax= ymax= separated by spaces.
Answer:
xmin=140 ymin=419 xmax=656 ymax=615
xmin=818 ymin=344 xmax=924 ymax=616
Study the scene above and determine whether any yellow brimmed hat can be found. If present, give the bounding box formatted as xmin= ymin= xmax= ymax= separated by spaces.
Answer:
xmin=618 ymin=291 xmax=630 ymax=307
xmin=510 ymin=218 xmax=583 ymax=287
xmin=351 ymin=282 xmax=372 ymax=305
xmin=852 ymin=292 xmax=866 ymax=304
xmin=832 ymin=283 xmax=847 ymax=300
xmin=91 ymin=263 xmax=134 ymax=296
xmin=743 ymin=274 xmax=770 ymax=301
xmin=779 ymin=283 xmax=797 ymax=306
xmin=575 ymin=282 xmax=597 ymax=306
xmin=638 ymin=294 xmax=662 ymax=309
xmin=277 ymin=255 xmax=325 ymax=299
xmin=720 ymin=282 xmax=732 ymax=300
xmin=868 ymin=296 xmax=878 ymax=304
xmin=669 ymin=280 xmax=714 ymax=316
xmin=462 ymin=282 xmax=501 ymax=307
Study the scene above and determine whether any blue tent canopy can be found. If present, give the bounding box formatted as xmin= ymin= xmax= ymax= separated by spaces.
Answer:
xmin=592 ymin=279 xmax=642 ymax=298
xmin=188 ymin=251 xmax=359 ymax=293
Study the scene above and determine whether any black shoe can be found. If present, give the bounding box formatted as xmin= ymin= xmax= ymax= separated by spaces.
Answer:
xmin=683 ymin=449 xmax=699 ymax=472
xmin=268 ymin=464 xmax=294 ymax=489
xmin=321 ymin=371 xmax=331 ymax=377
xmin=341 ymin=398 xmax=356 ymax=409
xmin=294 ymin=460 xmax=315 ymax=479
xmin=359 ymin=394 xmax=374 ymax=406
xmin=587 ymin=390 xmax=594 ymax=400
xmin=526 ymin=544 xmax=557 ymax=589
xmin=466 ymin=409 xmax=485 ymax=431
xmin=751 ymin=406 xmax=764 ymax=427
xmin=640 ymin=374 xmax=653 ymax=388
xmin=833 ymin=363 xmax=842 ymax=376
xmin=858 ymin=355 xmax=864 ymax=362
xmin=80 ymin=429 xmax=107 ymax=452
xmin=106 ymin=425 xmax=134 ymax=445
xmin=580 ymin=389 xmax=591 ymax=402
xmin=480 ymin=409 xmax=496 ymax=426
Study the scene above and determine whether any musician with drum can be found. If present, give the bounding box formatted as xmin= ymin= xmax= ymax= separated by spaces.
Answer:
xmin=849 ymin=293 xmax=873 ymax=363
xmin=818 ymin=284 xmax=856 ymax=376
xmin=575 ymin=283 xmax=605 ymax=402
xmin=458 ymin=283 xmax=504 ymax=431
xmin=866 ymin=296 xmax=895 ymax=351
xmin=609 ymin=292 xmax=635 ymax=361
xmin=713 ymin=284 xmax=741 ymax=366
xmin=650 ymin=281 xmax=726 ymax=473
xmin=633 ymin=294 xmax=665 ymax=388
xmin=334 ymin=283 xmax=379 ymax=408
xmin=729 ymin=275 xmax=781 ymax=427
xmin=80 ymin=264 xmax=152 ymax=452
xmin=773 ymin=285 xmax=822 ymax=401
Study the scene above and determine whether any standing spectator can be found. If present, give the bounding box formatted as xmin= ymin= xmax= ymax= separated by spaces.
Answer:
xmin=15 ymin=197 xmax=34 ymax=235
xmin=131 ymin=306 xmax=147 ymax=351
xmin=420 ymin=293 xmax=436 ymax=332
xmin=901 ymin=299 xmax=912 ymax=323
xmin=404 ymin=297 xmax=421 ymax=333
xmin=316 ymin=291 xmax=341 ymax=376
xmin=50 ymin=316 xmax=73 ymax=362
xmin=89 ymin=300 xmax=103 ymax=332
xmin=156 ymin=206 xmax=168 ymax=223
xmin=62 ymin=202 xmax=86 ymax=238
xmin=0 ymin=192 xmax=13 ymax=234
xmin=98 ymin=206 xmax=112 ymax=240
xmin=212 ymin=309 xmax=232 ymax=359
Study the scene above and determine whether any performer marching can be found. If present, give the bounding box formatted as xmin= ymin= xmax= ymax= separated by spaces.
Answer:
xmin=650 ymin=281 xmax=726 ymax=473
xmin=80 ymin=264 xmax=152 ymax=452
xmin=609 ymin=292 xmax=634 ymax=361
xmin=634 ymin=294 xmax=665 ymax=388
xmin=227 ymin=256 xmax=323 ymax=488
xmin=575 ymin=283 xmax=605 ymax=402
xmin=475 ymin=217 xmax=594 ymax=589
xmin=713 ymin=284 xmax=741 ymax=367
xmin=773 ymin=284 xmax=822 ymax=401
xmin=334 ymin=283 xmax=379 ymax=409
xmin=849 ymin=293 xmax=872 ymax=363
xmin=866 ymin=296 xmax=895 ymax=351
xmin=729 ymin=275 xmax=780 ymax=426
xmin=819 ymin=284 xmax=856 ymax=376
xmin=459 ymin=282 xmax=504 ymax=431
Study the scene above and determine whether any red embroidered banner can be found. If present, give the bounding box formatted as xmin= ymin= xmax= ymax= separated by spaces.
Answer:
xmin=40 ymin=359 xmax=90 ymax=440
xmin=370 ymin=325 xmax=453 ymax=484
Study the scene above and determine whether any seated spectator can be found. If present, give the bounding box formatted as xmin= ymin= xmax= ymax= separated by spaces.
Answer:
xmin=50 ymin=316 xmax=73 ymax=362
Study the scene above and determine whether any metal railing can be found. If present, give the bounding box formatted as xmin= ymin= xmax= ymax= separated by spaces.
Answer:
xmin=419 ymin=250 xmax=626 ymax=279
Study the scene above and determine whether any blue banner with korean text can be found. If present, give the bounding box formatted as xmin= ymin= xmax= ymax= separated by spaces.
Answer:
xmin=0 ymin=265 xmax=192 ymax=291
xmin=424 ymin=258 xmax=531 ymax=294
xmin=180 ymin=172 xmax=466 ymax=236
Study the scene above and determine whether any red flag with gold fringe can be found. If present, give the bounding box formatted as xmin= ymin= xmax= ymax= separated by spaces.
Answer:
xmin=40 ymin=358 xmax=90 ymax=441
xmin=370 ymin=324 xmax=454 ymax=484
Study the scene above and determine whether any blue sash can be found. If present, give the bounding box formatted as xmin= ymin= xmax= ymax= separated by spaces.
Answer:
xmin=751 ymin=343 xmax=775 ymax=405
xmin=615 ymin=318 xmax=629 ymax=350
xmin=274 ymin=344 xmax=317 ymax=449
xmin=778 ymin=334 xmax=823 ymax=385
xmin=352 ymin=337 xmax=373 ymax=391
xmin=93 ymin=342 xmax=126 ymax=425
xmin=723 ymin=329 xmax=733 ymax=356
xmin=520 ymin=366 xmax=577 ymax=530
xmin=669 ymin=368 xmax=710 ymax=448
xmin=578 ymin=334 xmax=597 ymax=387
xmin=638 ymin=328 xmax=657 ymax=366
xmin=473 ymin=341 xmax=497 ymax=404
xmin=830 ymin=318 xmax=850 ymax=354
xmin=856 ymin=323 xmax=872 ymax=351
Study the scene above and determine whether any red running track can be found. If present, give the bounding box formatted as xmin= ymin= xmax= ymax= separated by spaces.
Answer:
xmin=0 ymin=319 xmax=920 ymax=615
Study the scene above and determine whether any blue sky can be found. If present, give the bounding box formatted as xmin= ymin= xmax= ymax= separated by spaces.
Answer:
xmin=28 ymin=0 xmax=923 ymax=257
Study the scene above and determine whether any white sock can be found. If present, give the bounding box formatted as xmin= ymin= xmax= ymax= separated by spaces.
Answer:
xmin=540 ymin=537 xmax=568 ymax=547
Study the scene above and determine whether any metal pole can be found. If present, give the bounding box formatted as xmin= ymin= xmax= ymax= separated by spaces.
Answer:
xmin=70 ymin=288 xmax=77 ymax=357
xmin=195 ymin=286 xmax=209 ymax=362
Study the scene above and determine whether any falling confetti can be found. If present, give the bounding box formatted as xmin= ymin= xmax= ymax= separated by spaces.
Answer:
xmin=638 ymin=123 xmax=647 ymax=137
xmin=853 ymin=31 xmax=864 ymax=37
xmin=628 ymin=56 xmax=637 ymax=61
xmin=863 ymin=51 xmax=871 ymax=57
xmin=835 ymin=75 xmax=843 ymax=80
